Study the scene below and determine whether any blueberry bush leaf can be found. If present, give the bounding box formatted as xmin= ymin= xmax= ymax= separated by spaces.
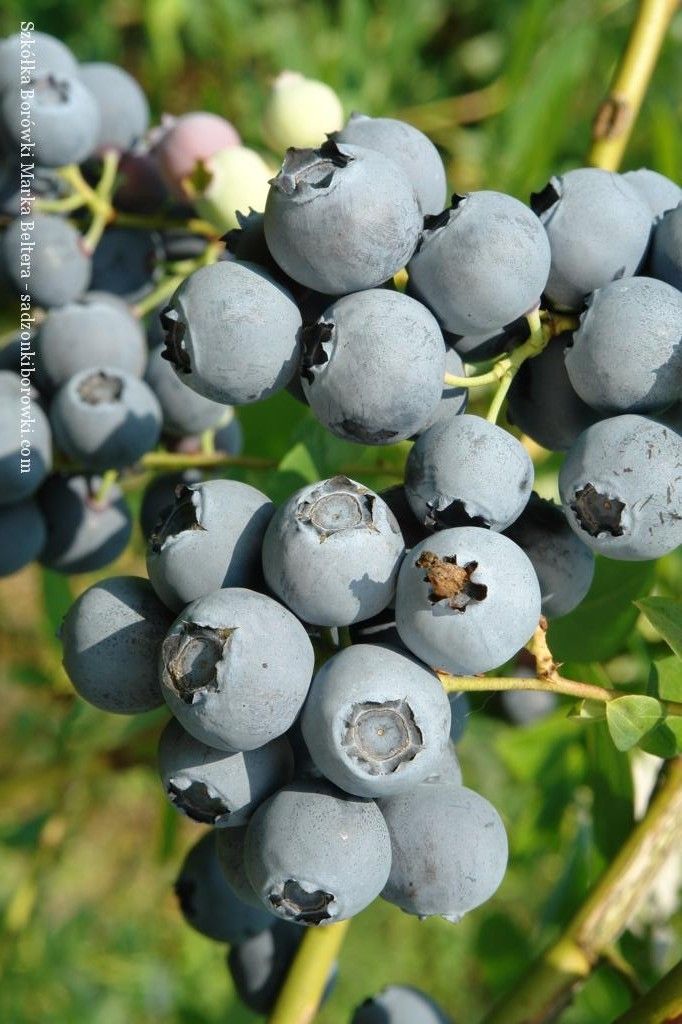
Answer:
xmin=605 ymin=695 xmax=664 ymax=753
xmin=635 ymin=596 xmax=682 ymax=657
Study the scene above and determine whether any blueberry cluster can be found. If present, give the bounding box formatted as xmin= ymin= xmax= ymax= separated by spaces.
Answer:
xmin=2 ymin=25 xmax=681 ymax=1019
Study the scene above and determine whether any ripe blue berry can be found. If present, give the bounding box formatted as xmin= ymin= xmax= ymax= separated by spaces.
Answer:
xmin=419 ymin=346 xmax=468 ymax=433
xmin=301 ymin=289 xmax=446 ymax=444
xmin=175 ymin=831 xmax=271 ymax=943
xmin=504 ymin=493 xmax=595 ymax=618
xmin=158 ymin=718 xmax=294 ymax=827
xmin=405 ymin=414 xmax=534 ymax=532
xmin=395 ymin=528 xmax=541 ymax=675
xmin=161 ymin=260 xmax=302 ymax=405
xmin=227 ymin=922 xmax=319 ymax=1015
xmin=0 ymin=32 xmax=78 ymax=92
xmin=160 ymin=588 xmax=315 ymax=751
xmin=139 ymin=469 xmax=203 ymax=541
xmin=352 ymin=986 xmax=451 ymax=1024
xmin=507 ymin=334 xmax=600 ymax=451
xmin=559 ymin=415 xmax=682 ymax=560
xmin=216 ymin=826 xmax=265 ymax=908
xmin=262 ymin=476 xmax=405 ymax=627
xmin=147 ymin=479 xmax=274 ymax=612
xmin=78 ymin=63 xmax=150 ymax=154
xmin=531 ymin=168 xmax=651 ymax=310
xmin=50 ymin=368 xmax=162 ymax=471
xmin=424 ymin=742 xmax=463 ymax=787
xmin=145 ymin=344 xmax=234 ymax=438
xmin=0 ymin=370 xmax=53 ymax=503
xmin=61 ymin=576 xmax=172 ymax=713
xmin=244 ymin=779 xmax=392 ymax=925
xmin=622 ymin=169 xmax=682 ymax=219
xmin=379 ymin=784 xmax=508 ymax=921
xmin=649 ymin=202 xmax=682 ymax=291
xmin=448 ymin=692 xmax=470 ymax=744
xmin=332 ymin=112 xmax=447 ymax=216
xmin=301 ymin=643 xmax=451 ymax=798
xmin=264 ymin=140 xmax=422 ymax=294
xmin=3 ymin=214 xmax=91 ymax=307
xmin=37 ymin=292 xmax=147 ymax=393
xmin=2 ymin=72 xmax=100 ymax=167
xmin=0 ymin=498 xmax=46 ymax=576
xmin=408 ymin=191 xmax=550 ymax=334
xmin=90 ymin=228 xmax=162 ymax=301
xmin=565 ymin=277 xmax=682 ymax=415
xmin=38 ymin=473 xmax=132 ymax=574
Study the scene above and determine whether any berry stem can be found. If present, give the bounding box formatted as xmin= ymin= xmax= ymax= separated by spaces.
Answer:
xmin=199 ymin=429 xmax=215 ymax=455
xmin=588 ymin=0 xmax=679 ymax=171
xmin=486 ymin=307 xmax=544 ymax=424
xmin=479 ymin=756 xmax=682 ymax=1024
xmin=83 ymin=150 xmax=121 ymax=253
xmin=140 ymin=450 xmax=277 ymax=471
xmin=609 ymin=959 xmax=682 ymax=1024
xmin=437 ymin=622 xmax=682 ymax=716
xmin=338 ymin=626 xmax=353 ymax=649
xmin=114 ymin=213 xmax=220 ymax=239
xmin=92 ymin=469 xmax=119 ymax=506
xmin=267 ymin=920 xmax=350 ymax=1024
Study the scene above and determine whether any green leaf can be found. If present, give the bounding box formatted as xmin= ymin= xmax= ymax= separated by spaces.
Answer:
xmin=569 ymin=699 xmax=605 ymax=722
xmin=585 ymin=723 xmax=633 ymax=864
xmin=635 ymin=596 xmax=682 ymax=657
xmin=278 ymin=442 xmax=320 ymax=483
xmin=605 ymin=695 xmax=663 ymax=752
xmin=649 ymin=656 xmax=682 ymax=702
xmin=638 ymin=715 xmax=682 ymax=758
xmin=548 ymin=558 xmax=656 ymax=662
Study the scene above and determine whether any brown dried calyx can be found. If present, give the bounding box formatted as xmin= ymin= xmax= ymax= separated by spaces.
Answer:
xmin=416 ymin=551 xmax=487 ymax=612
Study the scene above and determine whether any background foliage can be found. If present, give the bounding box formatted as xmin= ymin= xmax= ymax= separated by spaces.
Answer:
xmin=0 ymin=1 xmax=681 ymax=1021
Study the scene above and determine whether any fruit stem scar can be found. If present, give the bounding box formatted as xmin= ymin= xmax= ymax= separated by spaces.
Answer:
xmin=416 ymin=550 xmax=487 ymax=611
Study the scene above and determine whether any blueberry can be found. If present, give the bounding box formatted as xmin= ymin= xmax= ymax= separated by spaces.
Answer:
xmin=264 ymin=140 xmax=422 ymax=294
xmin=37 ymin=292 xmax=147 ymax=393
xmin=139 ymin=469 xmax=203 ymax=541
xmin=216 ymin=826 xmax=265 ymax=908
xmin=90 ymin=228 xmax=162 ymax=301
xmin=501 ymin=689 xmax=558 ymax=725
xmin=447 ymin=692 xmax=470 ymax=744
xmin=2 ymin=73 xmax=100 ymax=168
xmin=507 ymin=333 xmax=601 ymax=451
xmin=161 ymin=260 xmax=302 ymax=405
xmin=301 ymin=290 xmax=446 ymax=444
xmin=228 ymin=919 xmax=338 ymax=1014
xmin=622 ymin=169 xmax=682 ymax=220
xmin=158 ymin=718 xmax=294 ymax=827
xmin=145 ymin=344 xmax=233 ymax=438
xmin=558 ymin=414 xmax=682 ymax=560
xmin=504 ymin=493 xmax=595 ymax=618
xmin=565 ymin=277 xmax=682 ymax=415
xmin=0 ymin=157 xmax=68 ymax=217
xmin=379 ymin=783 xmax=508 ymax=921
xmin=332 ymin=112 xmax=447 ymax=216
xmin=50 ymin=367 xmax=162 ymax=471
xmin=38 ymin=473 xmax=132 ymax=574
xmin=78 ymin=63 xmax=150 ymax=154
xmin=0 ymin=499 xmax=46 ymax=576
xmin=159 ymin=587 xmax=315 ymax=751
xmin=301 ymin=643 xmax=451 ymax=797
xmin=261 ymin=476 xmax=405 ymax=627
xmin=213 ymin=411 xmax=244 ymax=456
xmin=0 ymin=32 xmax=78 ymax=93
xmin=147 ymin=479 xmax=274 ymax=612
xmin=61 ymin=575 xmax=172 ymax=713
xmin=3 ymin=214 xmax=91 ymax=307
xmin=423 ymin=741 xmax=463 ymax=787
xmin=153 ymin=112 xmax=241 ymax=200
xmin=395 ymin=527 xmax=541 ymax=675
xmin=352 ymin=985 xmax=452 ymax=1024
xmin=244 ymin=779 xmax=392 ymax=925
xmin=0 ymin=370 xmax=53 ymax=503
xmin=407 ymin=191 xmax=550 ymax=334
xmin=530 ymin=167 xmax=651 ymax=310
xmin=649 ymin=202 xmax=682 ymax=291
xmin=405 ymin=414 xmax=534 ymax=532
xmin=175 ymin=831 xmax=271 ymax=943
xmin=263 ymin=71 xmax=344 ymax=152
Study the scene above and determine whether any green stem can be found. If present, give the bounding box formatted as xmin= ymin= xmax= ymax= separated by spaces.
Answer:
xmin=140 ymin=450 xmax=276 ymax=471
xmin=267 ymin=920 xmax=350 ymax=1024
xmin=93 ymin=469 xmax=119 ymax=505
xmin=200 ymin=429 xmax=215 ymax=455
xmin=480 ymin=758 xmax=682 ymax=1024
xmin=83 ymin=150 xmax=120 ymax=252
xmin=35 ymin=192 xmax=87 ymax=214
xmin=133 ymin=240 xmax=223 ymax=318
xmin=611 ymin=959 xmax=682 ymax=1024
xmin=115 ymin=212 xmax=220 ymax=239
xmin=486 ymin=307 xmax=544 ymax=423
xmin=338 ymin=626 xmax=353 ymax=649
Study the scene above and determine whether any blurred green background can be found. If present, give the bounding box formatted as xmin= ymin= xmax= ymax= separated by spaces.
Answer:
xmin=0 ymin=1 xmax=681 ymax=1022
